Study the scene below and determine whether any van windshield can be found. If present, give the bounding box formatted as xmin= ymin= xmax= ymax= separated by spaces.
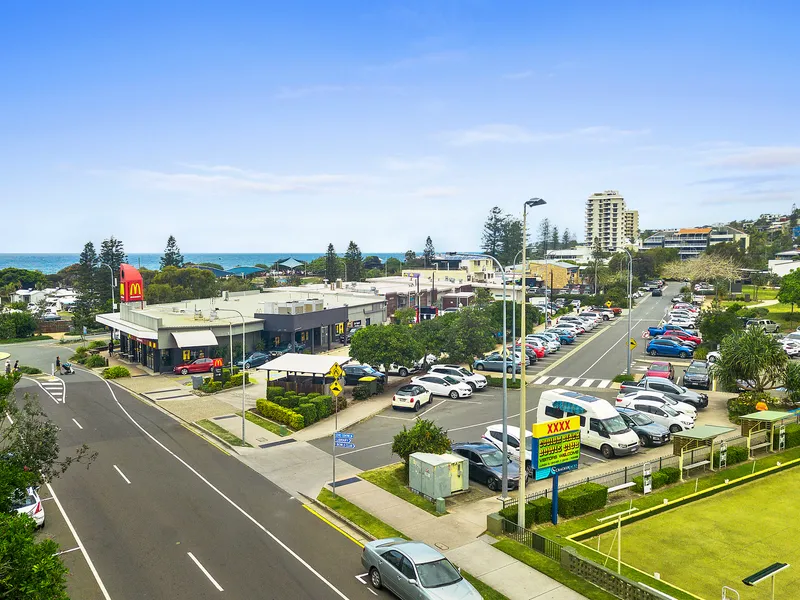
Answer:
xmin=601 ymin=416 xmax=630 ymax=435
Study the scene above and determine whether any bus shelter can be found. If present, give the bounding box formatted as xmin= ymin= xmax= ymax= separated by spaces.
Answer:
xmin=739 ymin=411 xmax=794 ymax=457
xmin=672 ymin=425 xmax=736 ymax=481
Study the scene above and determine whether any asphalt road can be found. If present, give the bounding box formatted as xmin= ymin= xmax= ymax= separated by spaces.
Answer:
xmin=15 ymin=369 xmax=391 ymax=600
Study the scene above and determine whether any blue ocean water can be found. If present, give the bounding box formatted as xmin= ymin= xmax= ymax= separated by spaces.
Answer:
xmin=0 ymin=253 xmax=408 ymax=274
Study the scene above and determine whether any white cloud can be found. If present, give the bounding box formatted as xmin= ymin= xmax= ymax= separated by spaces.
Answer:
xmin=411 ymin=186 xmax=459 ymax=198
xmin=273 ymin=84 xmax=348 ymax=99
xmin=441 ymin=124 xmax=649 ymax=147
xmin=707 ymin=146 xmax=800 ymax=169
xmin=383 ymin=156 xmax=445 ymax=172
xmin=502 ymin=70 xmax=534 ymax=80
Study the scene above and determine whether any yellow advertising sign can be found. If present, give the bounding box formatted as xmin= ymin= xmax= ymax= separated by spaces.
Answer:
xmin=183 ymin=350 xmax=190 ymax=361
xmin=531 ymin=416 xmax=580 ymax=439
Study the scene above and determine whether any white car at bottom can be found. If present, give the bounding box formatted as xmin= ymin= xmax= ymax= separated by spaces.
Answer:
xmin=616 ymin=396 xmax=695 ymax=433
xmin=12 ymin=486 xmax=45 ymax=528
xmin=411 ymin=375 xmax=473 ymax=399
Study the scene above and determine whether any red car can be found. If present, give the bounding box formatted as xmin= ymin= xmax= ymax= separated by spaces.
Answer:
xmin=511 ymin=343 xmax=546 ymax=359
xmin=646 ymin=361 xmax=675 ymax=380
xmin=664 ymin=330 xmax=702 ymax=345
xmin=609 ymin=307 xmax=623 ymax=315
xmin=173 ymin=358 xmax=214 ymax=375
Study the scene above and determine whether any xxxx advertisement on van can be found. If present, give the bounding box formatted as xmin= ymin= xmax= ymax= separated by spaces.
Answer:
xmin=531 ymin=416 xmax=581 ymax=480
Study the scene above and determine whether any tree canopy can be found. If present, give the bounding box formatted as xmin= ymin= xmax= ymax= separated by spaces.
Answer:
xmin=349 ymin=324 xmax=424 ymax=373
xmin=160 ymin=235 xmax=184 ymax=269
xmin=325 ymin=243 xmax=340 ymax=281
xmin=344 ymin=241 xmax=363 ymax=281
xmin=712 ymin=328 xmax=787 ymax=392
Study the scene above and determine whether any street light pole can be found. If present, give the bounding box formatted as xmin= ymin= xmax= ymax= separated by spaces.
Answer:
xmin=511 ymin=250 xmax=523 ymax=383
xmin=213 ymin=308 xmax=247 ymax=442
xmin=100 ymin=263 xmax=116 ymax=313
xmin=624 ymin=249 xmax=633 ymax=376
xmin=519 ymin=198 xmax=546 ymax=527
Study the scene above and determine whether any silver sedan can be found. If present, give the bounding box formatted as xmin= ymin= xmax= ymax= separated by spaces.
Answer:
xmin=361 ymin=538 xmax=481 ymax=599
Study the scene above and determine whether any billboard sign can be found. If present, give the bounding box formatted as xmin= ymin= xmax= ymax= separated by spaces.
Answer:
xmin=119 ymin=263 xmax=144 ymax=302
xmin=531 ymin=416 xmax=581 ymax=481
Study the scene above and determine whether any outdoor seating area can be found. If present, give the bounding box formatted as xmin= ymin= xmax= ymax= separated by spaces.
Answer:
xmin=740 ymin=410 xmax=795 ymax=457
xmin=671 ymin=425 xmax=736 ymax=480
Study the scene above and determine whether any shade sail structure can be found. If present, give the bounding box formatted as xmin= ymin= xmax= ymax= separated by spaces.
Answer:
xmin=228 ymin=266 xmax=265 ymax=276
xmin=279 ymin=257 xmax=305 ymax=269
xmin=257 ymin=353 xmax=350 ymax=374
xmin=171 ymin=330 xmax=218 ymax=348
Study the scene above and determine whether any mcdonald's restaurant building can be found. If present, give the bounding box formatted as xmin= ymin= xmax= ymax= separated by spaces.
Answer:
xmin=95 ymin=284 xmax=387 ymax=373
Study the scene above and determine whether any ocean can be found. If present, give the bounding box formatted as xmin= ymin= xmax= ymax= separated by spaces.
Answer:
xmin=0 ymin=253 xmax=408 ymax=274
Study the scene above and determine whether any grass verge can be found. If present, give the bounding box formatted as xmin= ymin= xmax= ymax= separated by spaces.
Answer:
xmin=197 ymin=419 xmax=252 ymax=447
xmin=494 ymin=539 xmax=617 ymax=600
xmin=236 ymin=409 xmax=291 ymax=437
xmin=0 ymin=335 xmax=53 ymax=344
xmin=359 ymin=463 xmax=443 ymax=516
xmin=316 ymin=489 xmax=508 ymax=599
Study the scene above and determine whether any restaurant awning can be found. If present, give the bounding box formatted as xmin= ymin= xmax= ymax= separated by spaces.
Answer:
xmin=171 ymin=330 xmax=218 ymax=348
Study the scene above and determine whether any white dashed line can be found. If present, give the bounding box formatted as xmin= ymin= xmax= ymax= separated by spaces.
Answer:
xmin=113 ymin=465 xmax=131 ymax=485
xmin=72 ymin=418 xmax=83 ymax=429
xmin=187 ymin=552 xmax=224 ymax=592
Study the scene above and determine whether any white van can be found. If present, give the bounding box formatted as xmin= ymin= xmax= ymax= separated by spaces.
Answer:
xmin=537 ymin=389 xmax=640 ymax=459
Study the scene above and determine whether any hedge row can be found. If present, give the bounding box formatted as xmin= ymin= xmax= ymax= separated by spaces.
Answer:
xmin=256 ymin=398 xmax=305 ymax=430
xmin=557 ymin=482 xmax=608 ymax=518
xmin=632 ymin=466 xmax=680 ymax=493
xmin=774 ymin=423 xmax=800 ymax=451
xmin=712 ymin=444 xmax=749 ymax=467
xmin=500 ymin=496 xmax=552 ymax=527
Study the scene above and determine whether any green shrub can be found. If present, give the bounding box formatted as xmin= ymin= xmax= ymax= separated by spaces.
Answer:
xmin=102 ymin=366 xmax=130 ymax=379
xmin=352 ymin=384 xmax=371 ymax=401
xmin=693 ymin=346 xmax=709 ymax=360
xmin=775 ymin=422 xmax=800 ymax=450
xmin=17 ymin=365 xmax=41 ymax=375
xmin=486 ymin=376 xmax=521 ymax=389
xmin=224 ymin=373 xmax=250 ymax=388
xmin=69 ymin=353 xmax=87 ymax=364
xmin=392 ymin=419 xmax=452 ymax=465
xmin=74 ymin=345 xmax=89 ymax=354
xmin=316 ymin=395 xmax=333 ymax=416
xmin=306 ymin=392 xmax=320 ymax=400
xmin=499 ymin=496 xmax=553 ymax=527
xmin=333 ymin=394 xmax=347 ymax=411
xmin=295 ymin=403 xmax=317 ymax=426
xmin=632 ymin=470 xmax=671 ymax=493
xmin=557 ymin=483 xmax=608 ymax=518
xmin=712 ymin=445 xmax=749 ymax=467
xmin=727 ymin=392 xmax=771 ymax=422
xmin=200 ymin=381 xmax=224 ymax=393
xmin=255 ymin=398 xmax=304 ymax=429
xmin=83 ymin=355 xmax=107 ymax=368
xmin=661 ymin=466 xmax=681 ymax=484
xmin=281 ymin=394 xmax=300 ymax=409
xmin=612 ymin=374 xmax=635 ymax=383
xmin=309 ymin=396 xmax=331 ymax=420
xmin=88 ymin=340 xmax=108 ymax=349
xmin=266 ymin=386 xmax=284 ymax=400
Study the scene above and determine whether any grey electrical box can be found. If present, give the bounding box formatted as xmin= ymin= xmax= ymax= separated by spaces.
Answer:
xmin=408 ymin=452 xmax=469 ymax=500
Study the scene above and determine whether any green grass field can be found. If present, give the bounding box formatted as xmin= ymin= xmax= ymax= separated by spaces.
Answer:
xmin=587 ymin=467 xmax=800 ymax=599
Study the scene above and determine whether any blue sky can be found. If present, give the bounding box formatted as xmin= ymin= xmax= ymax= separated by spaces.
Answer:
xmin=2 ymin=0 xmax=798 ymax=254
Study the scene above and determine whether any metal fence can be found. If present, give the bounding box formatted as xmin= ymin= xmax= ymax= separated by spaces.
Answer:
xmin=501 ymin=435 xmax=750 ymax=510
xmin=501 ymin=518 xmax=562 ymax=561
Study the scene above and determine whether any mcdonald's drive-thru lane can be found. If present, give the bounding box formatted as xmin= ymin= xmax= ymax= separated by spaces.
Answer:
xmin=14 ymin=369 xmax=392 ymax=600
xmin=310 ymin=287 xmax=705 ymax=475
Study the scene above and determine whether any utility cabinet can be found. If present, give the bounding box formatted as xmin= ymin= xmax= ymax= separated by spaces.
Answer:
xmin=408 ymin=453 xmax=469 ymax=499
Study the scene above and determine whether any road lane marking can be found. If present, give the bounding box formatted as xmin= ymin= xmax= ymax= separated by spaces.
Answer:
xmin=566 ymin=378 xmax=579 ymax=387
xmin=303 ymin=505 xmax=363 ymax=547
xmin=534 ymin=377 xmax=548 ymax=385
xmin=596 ymin=380 xmax=611 ymax=389
xmin=72 ymin=418 xmax=83 ymax=429
xmin=577 ymin=318 xmax=644 ymax=378
xmin=356 ymin=573 xmax=369 ymax=583
xmin=549 ymin=377 xmax=565 ymax=385
xmin=95 ymin=375 xmax=352 ymax=600
xmin=46 ymin=482 xmax=112 ymax=600
xmin=187 ymin=552 xmax=224 ymax=592
xmin=582 ymin=379 xmax=596 ymax=387
xmin=113 ymin=465 xmax=132 ymax=484
xmin=23 ymin=376 xmax=62 ymax=404
xmin=54 ymin=546 xmax=82 ymax=556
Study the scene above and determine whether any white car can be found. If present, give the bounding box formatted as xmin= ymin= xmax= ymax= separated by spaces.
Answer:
xmin=579 ymin=312 xmax=604 ymax=325
xmin=555 ymin=322 xmax=583 ymax=335
xmin=616 ymin=396 xmax=694 ymax=433
xmin=782 ymin=340 xmax=800 ymax=358
xmin=391 ymin=383 xmax=433 ymax=411
xmin=12 ymin=486 xmax=45 ymax=528
xmin=526 ymin=335 xmax=559 ymax=354
xmin=411 ymin=375 xmax=473 ymax=399
xmin=667 ymin=318 xmax=695 ymax=328
xmin=429 ymin=365 xmax=487 ymax=391
xmin=481 ymin=424 xmax=534 ymax=477
xmin=531 ymin=332 xmax=561 ymax=350
xmin=560 ymin=316 xmax=594 ymax=331
xmin=616 ymin=390 xmax=697 ymax=420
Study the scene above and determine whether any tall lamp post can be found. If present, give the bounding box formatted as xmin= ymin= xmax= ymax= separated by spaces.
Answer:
xmin=518 ymin=197 xmax=546 ymax=527
xmin=212 ymin=308 xmax=247 ymax=443
xmin=623 ymin=249 xmax=633 ymax=376
xmin=447 ymin=252 xmax=509 ymax=496
xmin=99 ymin=263 xmax=116 ymax=313
xmin=511 ymin=250 xmax=523 ymax=383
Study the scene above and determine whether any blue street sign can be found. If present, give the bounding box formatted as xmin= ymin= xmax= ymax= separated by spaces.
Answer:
xmin=334 ymin=442 xmax=356 ymax=449
xmin=334 ymin=432 xmax=354 ymax=440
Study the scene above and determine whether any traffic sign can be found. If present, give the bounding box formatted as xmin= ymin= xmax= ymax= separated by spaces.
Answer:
xmin=329 ymin=362 xmax=343 ymax=380
xmin=605 ymin=301 xmax=612 ymax=308
xmin=334 ymin=442 xmax=356 ymax=449
xmin=629 ymin=338 xmax=637 ymax=350
xmin=330 ymin=380 xmax=343 ymax=396
xmin=334 ymin=432 xmax=353 ymax=441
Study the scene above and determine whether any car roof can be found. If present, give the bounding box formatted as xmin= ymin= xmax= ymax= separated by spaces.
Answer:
xmin=397 ymin=384 xmax=421 ymax=392
xmin=485 ymin=423 xmax=531 ymax=436
xmin=375 ymin=540 xmax=443 ymax=563
xmin=452 ymin=442 xmax=498 ymax=453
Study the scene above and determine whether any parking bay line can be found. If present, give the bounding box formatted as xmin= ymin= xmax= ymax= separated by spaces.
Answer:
xmin=72 ymin=418 xmax=83 ymax=430
xmin=578 ymin=318 xmax=644 ymax=379
xmin=187 ymin=552 xmax=224 ymax=592
xmin=113 ymin=465 xmax=132 ymax=485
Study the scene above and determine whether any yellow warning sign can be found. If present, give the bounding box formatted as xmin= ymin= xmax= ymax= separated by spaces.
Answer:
xmin=629 ymin=338 xmax=637 ymax=350
xmin=330 ymin=380 xmax=343 ymax=396
xmin=606 ymin=301 xmax=612 ymax=308
xmin=329 ymin=362 xmax=343 ymax=380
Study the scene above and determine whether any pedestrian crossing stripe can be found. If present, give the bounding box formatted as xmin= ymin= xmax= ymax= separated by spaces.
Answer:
xmin=533 ymin=376 xmax=612 ymax=389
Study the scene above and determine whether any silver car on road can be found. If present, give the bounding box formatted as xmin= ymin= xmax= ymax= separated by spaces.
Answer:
xmin=361 ymin=538 xmax=481 ymax=599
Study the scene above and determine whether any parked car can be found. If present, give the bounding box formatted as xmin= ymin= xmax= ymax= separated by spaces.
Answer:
xmin=616 ymin=407 xmax=672 ymax=447
xmin=657 ymin=333 xmax=697 ymax=349
xmin=616 ymin=389 xmax=698 ymax=420
xmin=361 ymin=538 xmax=482 ymax=598
xmin=533 ymin=331 xmax=562 ymax=349
xmin=616 ymin=396 xmax=694 ymax=433
xmin=652 ymin=288 xmax=663 ymax=297
xmin=236 ymin=351 xmax=270 ymax=369
xmin=481 ymin=424 xmax=534 ymax=476
xmin=473 ymin=353 xmax=521 ymax=374
xmin=646 ymin=361 xmax=675 ymax=380
xmin=682 ymin=363 xmax=710 ymax=389
xmin=451 ymin=442 xmax=524 ymax=491
xmin=380 ymin=362 xmax=421 ymax=377
xmin=343 ymin=364 xmax=386 ymax=386
xmin=579 ymin=311 xmax=605 ymax=324
xmin=429 ymin=365 xmax=487 ymax=391
xmin=391 ymin=384 xmax=432 ymax=411
xmin=11 ymin=486 xmax=45 ymax=528
xmin=510 ymin=344 xmax=540 ymax=364
xmin=646 ymin=338 xmax=694 ymax=359
xmin=545 ymin=327 xmax=576 ymax=344
xmin=411 ymin=375 xmax=473 ymax=399
xmin=746 ymin=319 xmax=780 ymax=333
xmin=339 ymin=327 xmax=361 ymax=343
xmin=173 ymin=357 xmax=214 ymax=375
xmin=526 ymin=334 xmax=559 ymax=354
xmin=782 ymin=339 xmax=800 ymax=358
xmin=660 ymin=329 xmax=702 ymax=346
xmin=619 ymin=376 xmax=708 ymax=409
xmin=270 ymin=341 xmax=306 ymax=356
xmin=559 ymin=315 xmax=594 ymax=331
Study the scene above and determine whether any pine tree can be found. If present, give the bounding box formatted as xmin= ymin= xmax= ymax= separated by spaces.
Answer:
xmin=423 ymin=236 xmax=436 ymax=268
xmin=325 ymin=244 xmax=340 ymax=281
xmin=537 ymin=218 xmax=551 ymax=257
xmin=498 ymin=215 xmax=523 ymax=266
xmin=160 ymin=235 xmax=184 ymax=269
xmin=72 ymin=242 xmax=99 ymax=332
xmin=551 ymin=226 xmax=560 ymax=252
xmin=562 ymin=228 xmax=571 ymax=249
xmin=481 ymin=207 xmax=505 ymax=258
xmin=344 ymin=241 xmax=363 ymax=281
xmin=98 ymin=237 xmax=127 ymax=308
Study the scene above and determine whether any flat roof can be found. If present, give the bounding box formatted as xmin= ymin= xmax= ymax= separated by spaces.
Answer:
xmin=678 ymin=227 xmax=713 ymax=235
xmin=256 ymin=353 xmax=351 ymax=374
xmin=96 ymin=312 xmax=158 ymax=340
xmin=673 ymin=425 xmax=736 ymax=440
xmin=739 ymin=411 xmax=794 ymax=422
